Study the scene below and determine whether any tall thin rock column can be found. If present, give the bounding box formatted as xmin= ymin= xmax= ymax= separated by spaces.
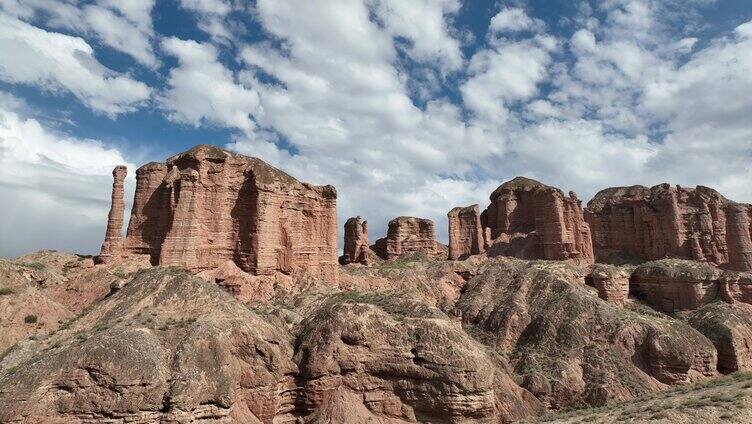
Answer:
xmin=99 ymin=165 xmax=127 ymax=263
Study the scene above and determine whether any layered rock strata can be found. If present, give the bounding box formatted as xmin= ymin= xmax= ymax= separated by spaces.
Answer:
xmin=585 ymin=184 xmax=752 ymax=271
xmin=481 ymin=177 xmax=594 ymax=265
xmin=107 ymin=145 xmax=337 ymax=280
xmin=372 ymin=216 xmax=445 ymax=260
xmin=98 ymin=166 xmax=127 ymax=263
xmin=687 ymin=303 xmax=752 ymax=373
xmin=585 ymin=264 xmax=630 ymax=305
xmin=341 ymin=216 xmax=371 ymax=265
xmin=630 ymin=260 xmax=752 ymax=313
xmin=448 ymin=204 xmax=485 ymax=260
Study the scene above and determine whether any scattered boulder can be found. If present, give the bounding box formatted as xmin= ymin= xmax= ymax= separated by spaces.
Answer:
xmin=116 ymin=145 xmax=338 ymax=280
xmin=686 ymin=302 xmax=752 ymax=373
xmin=448 ymin=204 xmax=485 ymax=260
xmin=630 ymin=259 xmax=752 ymax=313
xmin=372 ymin=217 xmax=446 ymax=260
xmin=481 ymin=177 xmax=594 ymax=265
xmin=585 ymin=184 xmax=752 ymax=271
xmin=341 ymin=216 xmax=372 ymax=265
xmin=586 ymin=264 xmax=630 ymax=305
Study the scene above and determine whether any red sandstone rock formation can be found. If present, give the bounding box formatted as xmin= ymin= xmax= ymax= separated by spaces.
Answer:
xmin=585 ymin=184 xmax=752 ymax=272
xmin=481 ymin=177 xmax=594 ymax=265
xmin=373 ymin=216 xmax=445 ymax=260
xmin=448 ymin=204 xmax=484 ymax=260
xmin=630 ymin=260 xmax=752 ymax=313
xmin=341 ymin=216 xmax=371 ymax=265
xmin=98 ymin=165 xmax=127 ymax=263
xmin=586 ymin=264 xmax=630 ymax=305
xmin=112 ymin=145 xmax=337 ymax=280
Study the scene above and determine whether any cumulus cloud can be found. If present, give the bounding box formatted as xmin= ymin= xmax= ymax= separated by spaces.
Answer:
xmin=489 ymin=7 xmax=545 ymax=33
xmin=0 ymin=93 xmax=135 ymax=257
xmin=159 ymin=37 xmax=261 ymax=132
xmin=0 ymin=14 xmax=151 ymax=116
xmin=0 ymin=1 xmax=158 ymax=68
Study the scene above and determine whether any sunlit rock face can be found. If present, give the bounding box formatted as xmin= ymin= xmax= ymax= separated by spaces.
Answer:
xmin=585 ymin=184 xmax=752 ymax=272
xmin=481 ymin=177 xmax=594 ymax=265
xmin=107 ymin=145 xmax=338 ymax=280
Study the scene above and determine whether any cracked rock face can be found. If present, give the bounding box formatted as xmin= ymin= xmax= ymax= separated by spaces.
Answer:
xmin=447 ymin=204 xmax=485 ymax=260
xmin=481 ymin=177 xmax=594 ymax=266
xmin=585 ymin=184 xmax=752 ymax=271
xmin=114 ymin=145 xmax=338 ymax=280
xmin=341 ymin=216 xmax=372 ymax=265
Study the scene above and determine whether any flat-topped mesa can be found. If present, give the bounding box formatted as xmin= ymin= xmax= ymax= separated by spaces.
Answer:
xmin=113 ymin=145 xmax=337 ymax=280
xmin=99 ymin=165 xmax=127 ymax=263
xmin=480 ymin=177 xmax=594 ymax=265
xmin=341 ymin=216 xmax=371 ymax=265
xmin=447 ymin=204 xmax=484 ymax=260
xmin=585 ymin=183 xmax=752 ymax=272
xmin=372 ymin=216 xmax=445 ymax=260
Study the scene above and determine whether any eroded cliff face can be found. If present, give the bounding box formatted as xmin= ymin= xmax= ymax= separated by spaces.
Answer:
xmin=585 ymin=184 xmax=752 ymax=271
xmin=448 ymin=204 xmax=485 ymax=260
xmin=481 ymin=177 xmax=594 ymax=265
xmin=113 ymin=145 xmax=338 ymax=280
xmin=373 ymin=217 xmax=446 ymax=260
xmin=341 ymin=216 xmax=371 ymax=265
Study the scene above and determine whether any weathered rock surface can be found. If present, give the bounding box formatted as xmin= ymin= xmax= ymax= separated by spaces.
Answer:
xmin=0 ymin=251 xmax=150 ymax=354
xmin=448 ymin=204 xmax=485 ymax=260
xmin=341 ymin=216 xmax=372 ymax=265
xmin=0 ymin=267 xmax=298 ymax=423
xmin=630 ymin=259 xmax=752 ymax=313
xmin=686 ymin=302 xmax=752 ymax=373
xmin=98 ymin=165 xmax=127 ymax=263
xmin=481 ymin=177 xmax=594 ymax=265
xmin=586 ymin=264 xmax=630 ymax=305
xmin=373 ymin=217 xmax=446 ymax=260
xmin=585 ymin=184 xmax=752 ymax=271
xmin=294 ymin=292 xmax=543 ymax=423
xmin=118 ymin=145 xmax=338 ymax=280
xmin=0 ymin=265 xmax=545 ymax=423
xmin=457 ymin=259 xmax=717 ymax=408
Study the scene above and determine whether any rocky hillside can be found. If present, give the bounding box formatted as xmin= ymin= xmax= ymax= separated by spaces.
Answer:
xmin=2 ymin=251 xmax=752 ymax=423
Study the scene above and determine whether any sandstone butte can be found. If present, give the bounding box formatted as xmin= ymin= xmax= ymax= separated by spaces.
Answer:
xmin=585 ymin=183 xmax=752 ymax=272
xmin=99 ymin=145 xmax=338 ymax=280
xmin=480 ymin=177 xmax=595 ymax=265
xmin=340 ymin=216 xmax=371 ymax=265
xmin=447 ymin=204 xmax=485 ymax=260
xmin=372 ymin=216 xmax=447 ymax=260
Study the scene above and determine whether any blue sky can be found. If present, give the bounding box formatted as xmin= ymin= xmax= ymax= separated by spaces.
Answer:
xmin=1 ymin=0 xmax=751 ymax=256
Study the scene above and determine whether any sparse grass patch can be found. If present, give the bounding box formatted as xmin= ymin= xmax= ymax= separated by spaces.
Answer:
xmin=0 ymin=287 xmax=14 ymax=295
xmin=24 ymin=314 xmax=38 ymax=324
xmin=19 ymin=262 xmax=45 ymax=271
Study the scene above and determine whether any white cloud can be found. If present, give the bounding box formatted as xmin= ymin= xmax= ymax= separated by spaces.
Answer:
xmin=489 ymin=7 xmax=545 ymax=33
xmin=0 ymin=14 xmax=151 ymax=116
xmin=0 ymin=94 xmax=135 ymax=257
xmin=369 ymin=0 xmax=464 ymax=72
xmin=179 ymin=0 xmax=234 ymax=42
xmin=159 ymin=37 xmax=261 ymax=132
xmin=0 ymin=1 xmax=158 ymax=68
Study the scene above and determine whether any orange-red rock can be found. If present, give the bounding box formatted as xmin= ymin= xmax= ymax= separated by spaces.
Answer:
xmin=373 ymin=217 xmax=445 ymax=260
xmin=585 ymin=184 xmax=752 ymax=272
xmin=481 ymin=177 xmax=594 ymax=265
xmin=448 ymin=204 xmax=484 ymax=260
xmin=98 ymin=165 xmax=127 ymax=263
xmin=114 ymin=145 xmax=337 ymax=280
xmin=341 ymin=216 xmax=371 ymax=265
xmin=585 ymin=264 xmax=630 ymax=305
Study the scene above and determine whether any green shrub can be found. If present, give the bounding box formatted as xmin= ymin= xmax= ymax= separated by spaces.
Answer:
xmin=0 ymin=287 xmax=14 ymax=295
xmin=20 ymin=262 xmax=45 ymax=271
xmin=24 ymin=314 xmax=38 ymax=324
